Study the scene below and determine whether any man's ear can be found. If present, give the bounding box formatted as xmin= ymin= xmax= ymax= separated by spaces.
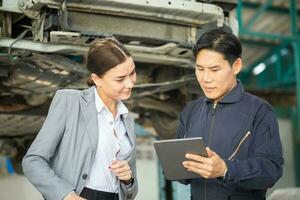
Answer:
xmin=91 ymin=73 xmax=102 ymax=87
xmin=232 ymin=58 xmax=243 ymax=75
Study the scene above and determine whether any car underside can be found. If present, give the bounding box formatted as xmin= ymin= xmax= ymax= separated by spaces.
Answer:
xmin=0 ymin=0 xmax=236 ymax=172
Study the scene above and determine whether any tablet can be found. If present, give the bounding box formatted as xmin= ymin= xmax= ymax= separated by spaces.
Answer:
xmin=154 ymin=137 xmax=207 ymax=180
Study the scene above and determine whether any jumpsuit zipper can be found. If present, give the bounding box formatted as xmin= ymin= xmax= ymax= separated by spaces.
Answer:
xmin=228 ymin=131 xmax=252 ymax=160
xmin=204 ymin=102 xmax=217 ymax=200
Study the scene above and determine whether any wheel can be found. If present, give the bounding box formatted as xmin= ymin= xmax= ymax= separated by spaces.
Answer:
xmin=10 ymin=137 xmax=35 ymax=174
xmin=150 ymin=109 xmax=179 ymax=139
xmin=11 ymin=156 xmax=23 ymax=174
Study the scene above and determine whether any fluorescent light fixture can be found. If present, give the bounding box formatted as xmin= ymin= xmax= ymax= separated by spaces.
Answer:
xmin=269 ymin=55 xmax=277 ymax=63
xmin=252 ymin=63 xmax=266 ymax=75
xmin=280 ymin=48 xmax=288 ymax=56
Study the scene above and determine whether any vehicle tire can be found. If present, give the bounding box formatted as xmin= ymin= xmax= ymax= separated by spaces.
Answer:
xmin=10 ymin=137 xmax=35 ymax=174
xmin=11 ymin=157 xmax=23 ymax=174
xmin=150 ymin=109 xmax=179 ymax=139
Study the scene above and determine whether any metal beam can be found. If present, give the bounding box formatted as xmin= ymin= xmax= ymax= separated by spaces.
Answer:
xmin=290 ymin=0 xmax=300 ymax=186
xmin=0 ymin=38 xmax=195 ymax=68
xmin=246 ymin=0 xmax=273 ymax=30
xmin=240 ymin=38 xmax=279 ymax=47
xmin=240 ymin=42 xmax=289 ymax=75
xmin=290 ymin=0 xmax=298 ymax=35
xmin=237 ymin=0 xmax=244 ymax=31
xmin=237 ymin=1 xmax=300 ymax=42
xmin=290 ymin=0 xmax=300 ymax=139
xmin=17 ymin=0 xmax=224 ymax=27
xmin=242 ymin=1 xmax=300 ymax=15
xmin=239 ymin=29 xmax=300 ymax=43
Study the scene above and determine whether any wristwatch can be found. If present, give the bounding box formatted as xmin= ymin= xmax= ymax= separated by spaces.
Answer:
xmin=122 ymin=175 xmax=134 ymax=185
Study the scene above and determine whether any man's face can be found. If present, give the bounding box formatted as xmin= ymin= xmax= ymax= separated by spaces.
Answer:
xmin=195 ymin=49 xmax=242 ymax=102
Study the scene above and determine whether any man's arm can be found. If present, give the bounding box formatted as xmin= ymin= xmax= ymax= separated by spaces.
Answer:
xmin=222 ymin=108 xmax=283 ymax=189
xmin=183 ymin=106 xmax=283 ymax=190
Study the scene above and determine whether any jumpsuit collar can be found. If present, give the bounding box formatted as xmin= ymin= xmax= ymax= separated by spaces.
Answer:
xmin=205 ymin=79 xmax=244 ymax=104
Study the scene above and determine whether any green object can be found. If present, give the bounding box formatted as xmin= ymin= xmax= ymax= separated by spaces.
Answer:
xmin=237 ymin=0 xmax=300 ymax=187
xmin=246 ymin=0 xmax=274 ymax=30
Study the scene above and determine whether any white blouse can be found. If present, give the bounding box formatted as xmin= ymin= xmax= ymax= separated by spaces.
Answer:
xmin=85 ymin=87 xmax=132 ymax=193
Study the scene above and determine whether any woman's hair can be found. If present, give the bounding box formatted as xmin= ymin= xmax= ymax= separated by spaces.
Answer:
xmin=86 ymin=37 xmax=131 ymax=86
xmin=193 ymin=29 xmax=242 ymax=66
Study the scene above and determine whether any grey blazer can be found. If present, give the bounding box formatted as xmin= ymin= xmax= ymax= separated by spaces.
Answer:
xmin=22 ymin=87 xmax=138 ymax=200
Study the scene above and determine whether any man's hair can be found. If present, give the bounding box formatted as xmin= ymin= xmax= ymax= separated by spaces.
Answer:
xmin=193 ymin=29 xmax=242 ymax=66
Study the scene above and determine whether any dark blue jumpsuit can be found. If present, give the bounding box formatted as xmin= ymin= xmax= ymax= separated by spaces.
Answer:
xmin=177 ymin=81 xmax=283 ymax=200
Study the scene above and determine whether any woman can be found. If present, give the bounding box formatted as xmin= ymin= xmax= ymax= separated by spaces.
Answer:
xmin=22 ymin=38 xmax=138 ymax=200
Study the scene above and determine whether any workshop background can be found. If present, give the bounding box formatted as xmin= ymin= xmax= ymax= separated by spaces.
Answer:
xmin=1 ymin=0 xmax=300 ymax=200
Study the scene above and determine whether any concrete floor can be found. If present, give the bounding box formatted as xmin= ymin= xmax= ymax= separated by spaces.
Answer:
xmin=0 ymin=174 xmax=42 ymax=200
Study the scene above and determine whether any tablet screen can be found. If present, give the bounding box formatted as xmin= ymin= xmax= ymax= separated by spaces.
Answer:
xmin=154 ymin=137 xmax=207 ymax=180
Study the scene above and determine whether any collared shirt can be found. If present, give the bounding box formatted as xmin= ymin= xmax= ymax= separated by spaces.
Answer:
xmin=85 ymin=87 xmax=132 ymax=193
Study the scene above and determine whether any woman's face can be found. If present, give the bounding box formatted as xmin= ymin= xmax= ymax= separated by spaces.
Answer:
xmin=92 ymin=57 xmax=136 ymax=101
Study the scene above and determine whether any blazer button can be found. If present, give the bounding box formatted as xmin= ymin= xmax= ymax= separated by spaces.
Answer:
xmin=127 ymin=193 xmax=132 ymax=199
xmin=82 ymin=173 xmax=88 ymax=180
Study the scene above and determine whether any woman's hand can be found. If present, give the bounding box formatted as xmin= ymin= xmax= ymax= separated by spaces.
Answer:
xmin=64 ymin=191 xmax=86 ymax=200
xmin=110 ymin=160 xmax=133 ymax=183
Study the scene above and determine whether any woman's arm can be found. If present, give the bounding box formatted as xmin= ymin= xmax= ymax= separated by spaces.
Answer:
xmin=22 ymin=91 xmax=75 ymax=200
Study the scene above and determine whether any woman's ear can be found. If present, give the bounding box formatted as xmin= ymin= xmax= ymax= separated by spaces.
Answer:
xmin=91 ymin=73 xmax=102 ymax=87
xmin=232 ymin=58 xmax=243 ymax=75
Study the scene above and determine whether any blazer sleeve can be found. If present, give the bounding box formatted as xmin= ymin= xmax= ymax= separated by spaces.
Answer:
xmin=22 ymin=90 xmax=75 ymax=200
xmin=119 ymin=115 xmax=138 ymax=200
xmin=220 ymin=104 xmax=283 ymax=190
xmin=119 ymin=156 xmax=138 ymax=200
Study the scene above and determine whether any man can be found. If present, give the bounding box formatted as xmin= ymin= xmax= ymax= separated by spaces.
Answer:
xmin=177 ymin=29 xmax=283 ymax=200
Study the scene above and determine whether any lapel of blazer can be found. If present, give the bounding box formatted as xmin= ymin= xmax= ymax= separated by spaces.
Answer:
xmin=122 ymin=115 xmax=135 ymax=149
xmin=80 ymin=86 xmax=98 ymax=153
